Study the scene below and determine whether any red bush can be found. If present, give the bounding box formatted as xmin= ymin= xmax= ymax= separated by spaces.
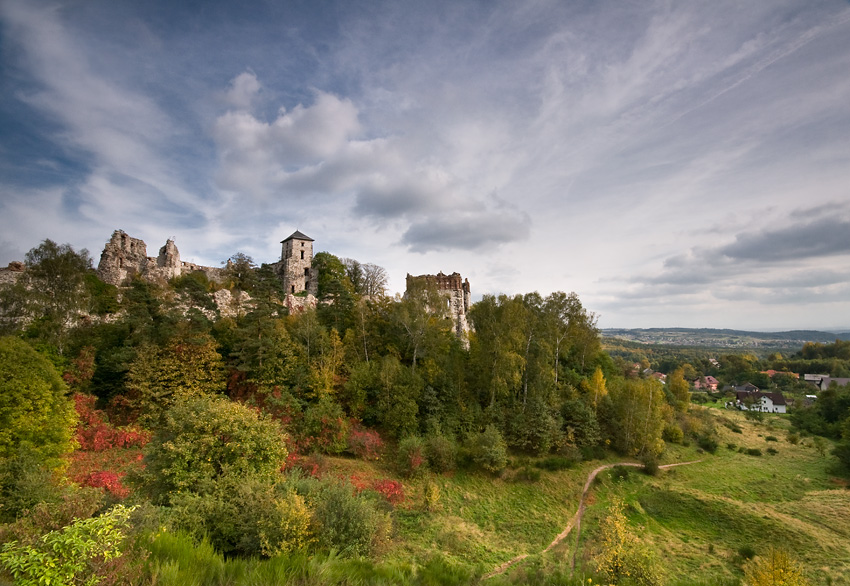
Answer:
xmin=372 ymin=479 xmax=405 ymax=504
xmin=347 ymin=426 xmax=384 ymax=460
xmin=74 ymin=394 xmax=150 ymax=451
xmin=75 ymin=470 xmax=130 ymax=499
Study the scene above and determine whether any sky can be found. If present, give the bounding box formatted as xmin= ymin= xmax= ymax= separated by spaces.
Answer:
xmin=1 ymin=0 xmax=849 ymax=331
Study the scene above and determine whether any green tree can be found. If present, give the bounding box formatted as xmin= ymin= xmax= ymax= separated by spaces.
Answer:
xmin=312 ymin=252 xmax=355 ymax=332
xmin=126 ymin=331 xmax=225 ymax=423
xmin=667 ymin=367 xmax=691 ymax=412
xmin=1 ymin=240 xmax=94 ymax=353
xmin=0 ymin=337 xmax=76 ymax=469
xmin=139 ymin=394 xmax=288 ymax=504
xmin=223 ymin=252 xmax=258 ymax=292
xmin=607 ymin=378 xmax=666 ymax=457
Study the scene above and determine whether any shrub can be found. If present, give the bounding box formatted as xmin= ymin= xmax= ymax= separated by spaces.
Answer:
xmin=723 ymin=420 xmax=743 ymax=434
xmin=468 ymin=425 xmax=508 ymax=474
xmin=727 ymin=443 xmax=737 ymax=451
xmin=767 ymin=447 xmax=779 ymax=455
xmin=697 ymin=435 xmax=719 ymax=453
xmin=310 ymin=481 xmax=391 ymax=557
xmin=139 ymin=395 xmax=288 ymax=504
xmin=662 ymin=423 xmax=684 ymax=444
xmin=611 ymin=465 xmax=632 ymax=481
xmin=765 ymin=435 xmax=778 ymax=442
xmin=535 ymin=456 xmax=576 ymax=471
xmin=346 ymin=426 xmax=383 ymax=460
xmin=396 ymin=436 xmax=427 ymax=478
xmin=744 ymin=547 xmax=810 ymax=586
xmin=423 ymin=480 xmax=441 ymax=511
xmin=514 ymin=466 xmax=542 ymax=482
xmin=425 ymin=434 xmax=456 ymax=473
xmin=372 ymin=479 xmax=405 ymax=505
xmin=0 ymin=504 xmax=135 ymax=586
xmin=746 ymin=448 xmax=763 ymax=457
xmin=787 ymin=432 xmax=800 ymax=445
xmin=738 ymin=545 xmax=757 ymax=560
xmin=300 ymin=399 xmax=350 ymax=455
xmin=73 ymin=394 xmax=150 ymax=452
xmin=169 ymin=475 xmax=312 ymax=557
xmin=641 ymin=454 xmax=660 ymax=476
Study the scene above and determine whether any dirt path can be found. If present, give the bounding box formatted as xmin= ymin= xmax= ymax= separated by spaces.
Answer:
xmin=482 ymin=459 xmax=702 ymax=580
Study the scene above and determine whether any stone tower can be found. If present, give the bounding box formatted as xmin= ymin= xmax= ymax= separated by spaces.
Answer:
xmin=405 ymin=271 xmax=471 ymax=345
xmin=279 ymin=230 xmax=318 ymax=296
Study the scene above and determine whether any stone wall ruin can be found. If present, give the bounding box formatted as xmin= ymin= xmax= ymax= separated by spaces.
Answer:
xmin=405 ymin=271 xmax=471 ymax=344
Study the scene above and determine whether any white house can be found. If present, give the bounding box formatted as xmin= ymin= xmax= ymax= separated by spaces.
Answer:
xmin=735 ymin=391 xmax=787 ymax=414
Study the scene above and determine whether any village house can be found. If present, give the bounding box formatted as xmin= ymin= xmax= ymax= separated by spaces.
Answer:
xmin=733 ymin=390 xmax=787 ymax=414
xmin=693 ymin=375 xmax=719 ymax=391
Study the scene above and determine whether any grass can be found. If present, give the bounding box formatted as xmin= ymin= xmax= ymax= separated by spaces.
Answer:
xmin=571 ymin=408 xmax=850 ymax=586
xmin=88 ymin=406 xmax=850 ymax=585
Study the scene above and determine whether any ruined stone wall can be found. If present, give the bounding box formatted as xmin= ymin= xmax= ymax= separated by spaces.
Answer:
xmin=97 ymin=230 xmax=225 ymax=286
xmin=96 ymin=231 xmax=151 ymax=286
xmin=405 ymin=271 xmax=471 ymax=344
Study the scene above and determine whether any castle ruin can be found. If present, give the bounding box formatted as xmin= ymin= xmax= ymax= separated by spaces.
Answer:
xmin=270 ymin=230 xmax=318 ymax=297
xmin=95 ymin=229 xmax=319 ymax=312
xmin=405 ymin=271 xmax=471 ymax=344
xmin=96 ymin=230 xmax=226 ymax=286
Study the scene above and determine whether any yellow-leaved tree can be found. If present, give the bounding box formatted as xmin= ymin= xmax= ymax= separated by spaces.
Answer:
xmin=744 ymin=547 xmax=810 ymax=586
xmin=595 ymin=496 xmax=663 ymax=586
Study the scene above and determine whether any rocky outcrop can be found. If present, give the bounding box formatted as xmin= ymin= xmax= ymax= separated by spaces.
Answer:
xmin=0 ymin=262 xmax=25 ymax=286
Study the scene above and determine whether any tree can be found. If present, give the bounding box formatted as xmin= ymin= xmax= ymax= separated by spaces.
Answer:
xmin=607 ymin=378 xmax=666 ymax=458
xmin=1 ymin=240 xmax=94 ymax=353
xmin=595 ymin=496 xmax=663 ymax=586
xmin=0 ymin=337 xmax=77 ymax=469
xmin=361 ymin=263 xmax=388 ymax=297
xmin=313 ymin=252 xmax=355 ymax=332
xmin=223 ymin=252 xmax=258 ymax=292
xmin=743 ymin=547 xmax=810 ymax=586
xmin=139 ymin=394 xmax=288 ymax=504
xmin=126 ymin=331 xmax=225 ymax=422
xmin=667 ymin=367 xmax=691 ymax=412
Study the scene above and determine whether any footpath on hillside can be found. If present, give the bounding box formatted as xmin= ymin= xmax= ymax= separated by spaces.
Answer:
xmin=483 ymin=459 xmax=703 ymax=579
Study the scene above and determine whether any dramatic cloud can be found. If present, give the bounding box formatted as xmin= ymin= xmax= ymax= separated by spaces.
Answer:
xmin=2 ymin=0 xmax=850 ymax=329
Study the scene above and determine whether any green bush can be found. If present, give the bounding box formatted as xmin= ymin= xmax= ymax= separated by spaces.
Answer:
xmin=169 ymin=475 xmax=312 ymax=557
xmin=139 ymin=395 xmax=288 ymax=504
xmin=765 ymin=435 xmax=778 ymax=442
xmin=534 ymin=456 xmax=576 ymax=471
xmin=662 ymin=423 xmax=684 ymax=444
xmin=468 ymin=425 xmax=508 ymax=474
xmin=697 ymin=435 xmax=719 ymax=454
xmin=396 ymin=436 xmax=427 ymax=478
xmin=0 ymin=504 xmax=135 ymax=586
xmin=425 ymin=434 xmax=456 ymax=473
xmin=766 ymin=447 xmax=779 ymax=455
xmin=746 ymin=448 xmax=763 ymax=457
xmin=310 ymin=480 xmax=390 ymax=557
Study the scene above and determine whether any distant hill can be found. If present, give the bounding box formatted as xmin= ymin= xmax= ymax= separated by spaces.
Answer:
xmin=600 ymin=327 xmax=850 ymax=349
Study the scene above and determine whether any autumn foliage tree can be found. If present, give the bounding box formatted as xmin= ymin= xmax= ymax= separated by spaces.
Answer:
xmin=0 ymin=337 xmax=77 ymax=469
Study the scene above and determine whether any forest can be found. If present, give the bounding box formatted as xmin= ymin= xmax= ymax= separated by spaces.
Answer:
xmin=1 ymin=239 xmax=849 ymax=586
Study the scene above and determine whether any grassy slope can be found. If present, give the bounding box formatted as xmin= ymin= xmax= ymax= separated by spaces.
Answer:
xmin=574 ymin=409 xmax=850 ymax=585
xmin=321 ymin=408 xmax=848 ymax=584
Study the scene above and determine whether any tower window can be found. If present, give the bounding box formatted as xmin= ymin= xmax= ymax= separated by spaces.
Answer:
xmin=301 ymin=251 xmax=304 ymax=259
xmin=304 ymin=268 xmax=309 ymax=276
xmin=291 ymin=285 xmax=295 ymax=293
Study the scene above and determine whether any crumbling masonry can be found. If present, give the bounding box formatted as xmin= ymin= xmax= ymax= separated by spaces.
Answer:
xmin=405 ymin=271 xmax=471 ymax=344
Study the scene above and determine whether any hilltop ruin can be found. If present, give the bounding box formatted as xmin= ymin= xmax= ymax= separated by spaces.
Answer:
xmin=405 ymin=271 xmax=471 ymax=344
